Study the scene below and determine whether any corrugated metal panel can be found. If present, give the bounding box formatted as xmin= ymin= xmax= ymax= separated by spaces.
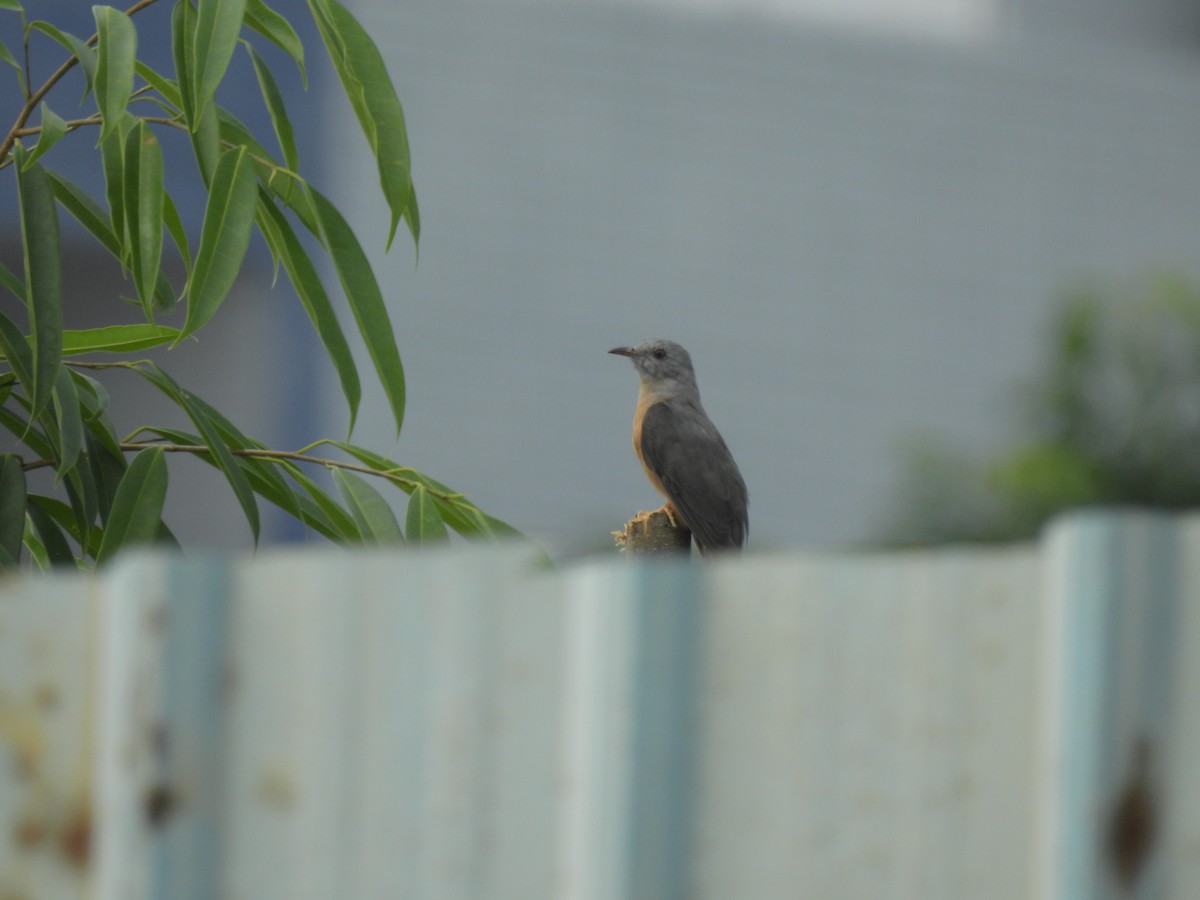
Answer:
xmin=3 ymin=513 xmax=1200 ymax=898
xmin=0 ymin=572 xmax=96 ymax=899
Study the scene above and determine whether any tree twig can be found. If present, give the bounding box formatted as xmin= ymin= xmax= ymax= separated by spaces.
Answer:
xmin=0 ymin=0 xmax=161 ymax=162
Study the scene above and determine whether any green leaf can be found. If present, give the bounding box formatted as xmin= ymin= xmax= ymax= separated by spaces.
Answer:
xmin=62 ymin=324 xmax=180 ymax=356
xmin=0 ymin=36 xmax=19 ymax=87
xmin=47 ymin=169 xmax=121 ymax=257
xmin=256 ymin=197 xmax=361 ymax=431
xmin=0 ymin=397 xmax=52 ymax=460
xmin=274 ymin=460 xmax=360 ymax=540
xmin=48 ymin=169 xmax=179 ymax=311
xmin=310 ymin=188 xmax=405 ymax=435
xmin=0 ymin=309 xmax=31 ymax=391
xmin=0 ymin=454 xmax=27 ymax=569
xmin=26 ymin=501 xmax=76 ymax=567
xmin=28 ymin=23 xmax=98 ymax=96
xmin=218 ymin=109 xmax=310 ymax=219
xmin=0 ymin=1 xmax=24 ymax=12
xmin=245 ymin=42 xmax=298 ymax=173
xmin=405 ymin=484 xmax=447 ymax=544
xmin=93 ymin=5 xmax=137 ymax=145
xmin=162 ymin=190 xmax=191 ymax=278
xmin=16 ymin=156 xmax=63 ymax=424
xmin=124 ymin=121 xmax=165 ymax=315
xmin=333 ymin=468 xmax=402 ymax=543
xmin=245 ymin=0 xmax=306 ymax=83
xmin=23 ymin=104 xmax=69 ymax=169
xmin=171 ymin=0 xmax=195 ymax=119
xmin=0 ymin=260 xmax=23 ymax=299
xmin=134 ymin=59 xmax=182 ymax=110
xmin=95 ymin=446 xmax=167 ymax=565
xmin=179 ymin=146 xmax=257 ymax=339
xmin=173 ymin=0 xmax=219 ymax=180
xmin=191 ymin=0 xmax=248 ymax=124
xmin=307 ymin=0 xmax=416 ymax=249
xmin=99 ymin=110 xmax=136 ymax=261
xmin=50 ymin=365 xmax=83 ymax=476
xmin=85 ymin=430 xmax=126 ymax=526
xmin=138 ymin=365 xmax=260 ymax=543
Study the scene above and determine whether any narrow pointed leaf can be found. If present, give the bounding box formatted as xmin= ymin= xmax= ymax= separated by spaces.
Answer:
xmin=87 ymin=431 xmax=126 ymax=525
xmin=307 ymin=0 xmax=415 ymax=249
xmin=26 ymin=501 xmax=76 ymax=567
xmin=0 ymin=261 xmax=23 ymax=299
xmin=257 ymin=196 xmax=360 ymax=430
xmin=171 ymin=0 xmax=196 ymax=122
xmin=133 ymin=60 xmax=182 ymax=110
xmin=99 ymin=111 xmax=135 ymax=260
xmin=0 ymin=35 xmax=19 ymax=81
xmin=63 ymin=324 xmax=180 ymax=356
xmin=310 ymin=188 xmax=405 ymax=434
xmin=124 ymin=121 xmax=165 ymax=314
xmin=138 ymin=365 xmax=260 ymax=542
xmin=191 ymin=0 xmax=248 ymax=123
xmin=93 ymin=6 xmax=137 ymax=145
xmin=246 ymin=42 xmax=298 ymax=172
xmin=16 ymin=157 xmax=63 ymax=423
xmin=23 ymin=103 xmax=68 ymax=169
xmin=162 ymin=190 xmax=191 ymax=277
xmin=0 ymin=454 xmax=26 ymax=568
xmin=29 ymin=23 xmax=98 ymax=96
xmin=95 ymin=446 xmax=167 ymax=565
xmin=276 ymin=461 xmax=360 ymax=540
xmin=48 ymin=169 xmax=121 ymax=256
xmin=219 ymin=110 xmax=309 ymax=218
xmin=333 ymin=468 xmax=402 ymax=543
xmin=0 ymin=310 xmax=31 ymax=389
xmin=0 ymin=402 xmax=52 ymax=460
xmin=48 ymin=170 xmax=178 ymax=310
xmin=245 ymin=0 xmax=305 ymax=82
xmin=180 ymin=146 xmax=257 ymax=339
xmin=50 ymin=365 xmax=83 ymax=476
xmin=405 ymin=484 xmax=447 ymax=544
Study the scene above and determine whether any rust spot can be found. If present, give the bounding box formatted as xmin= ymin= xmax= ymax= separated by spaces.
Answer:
xmin=150 ymin=723 xmax=170 ymax=758
xmin=12 ymin=814 xmax=47 ymax=849
xmin=144 ymin=783 xmax=178 ymax=829
xmin=32 ymin=682 xmax=59 ymax=711
xmin=1107 ymin=736 xmax=1158 ymax=891
xmin=58 ymin=806 xmax=91 ymax=870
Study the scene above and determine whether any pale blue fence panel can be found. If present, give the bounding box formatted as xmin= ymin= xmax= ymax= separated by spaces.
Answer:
xmin=0 ymin=573 xmax=97 ymax=900
xmin=1042 ymin=513 xmax=1190 ymax=900
xmin=5 ymin=512 xmax=1200 ymax=899
xmin=693 ymin=547 xmax=1044 ymax=899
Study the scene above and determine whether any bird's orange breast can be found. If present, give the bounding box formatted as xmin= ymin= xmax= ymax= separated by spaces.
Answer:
xmin=632 ymin=391 xmax=670 ymax=499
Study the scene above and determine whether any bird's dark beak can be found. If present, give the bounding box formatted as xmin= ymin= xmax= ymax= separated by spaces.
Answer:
xmin=609 ymin=346 xmax=635 ymax=357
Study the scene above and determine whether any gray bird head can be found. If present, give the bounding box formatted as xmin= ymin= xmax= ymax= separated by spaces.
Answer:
xmin=609 ymin=339 xmax=700 ymax=397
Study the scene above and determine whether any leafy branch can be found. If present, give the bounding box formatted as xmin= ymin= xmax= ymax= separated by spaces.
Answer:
xmin=0 ymin=0 xmax=519 ymax=569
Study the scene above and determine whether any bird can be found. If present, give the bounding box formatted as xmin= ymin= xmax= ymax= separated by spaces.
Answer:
xmin=609 ymin=339 xmax=748 ymax=555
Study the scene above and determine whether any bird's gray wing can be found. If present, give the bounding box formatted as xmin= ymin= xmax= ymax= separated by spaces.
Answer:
xmin=639 ymin=399 xmax=748 ymax=553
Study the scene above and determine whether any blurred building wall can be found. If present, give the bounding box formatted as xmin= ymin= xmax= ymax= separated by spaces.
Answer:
xmin=321 ymin=0 xmax=1200 ymax=553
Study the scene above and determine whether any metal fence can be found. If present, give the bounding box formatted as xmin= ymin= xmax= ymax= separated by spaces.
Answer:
xmin=1 ymin=512 xmax=1197 ymax=898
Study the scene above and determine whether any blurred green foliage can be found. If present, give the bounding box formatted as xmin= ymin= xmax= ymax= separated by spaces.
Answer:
xmin=882 ymin=275 xmax=1200 ymax=544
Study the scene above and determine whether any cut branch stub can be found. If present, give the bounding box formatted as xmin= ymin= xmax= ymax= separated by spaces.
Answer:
xmin=613 ymin=508 xmax=691 ymax=556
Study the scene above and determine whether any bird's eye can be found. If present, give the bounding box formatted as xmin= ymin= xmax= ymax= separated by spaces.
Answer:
xmin=652 ymin=348 xmax=667 ymax=360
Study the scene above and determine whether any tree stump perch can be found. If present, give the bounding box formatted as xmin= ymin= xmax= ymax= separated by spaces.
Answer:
xmin=613 ymin=508 xmax=692 ymax=556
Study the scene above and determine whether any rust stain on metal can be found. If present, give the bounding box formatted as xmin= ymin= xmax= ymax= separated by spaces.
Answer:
xmin=1107 ymin=736 xmax=1158 ymax=892
xmin=0 ymin=694 xmax=45 ymax=780
xmin=144 ymin=782 xmax=179 ymax=829
xmin=11 ymin=813 xmax=47 ymax=849
xmin=57 ymin=805 xmax=91 ymax=870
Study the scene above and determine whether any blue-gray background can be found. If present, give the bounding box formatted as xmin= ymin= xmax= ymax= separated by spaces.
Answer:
xmin=5 ymin=0 xmax=1200 ymax=556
